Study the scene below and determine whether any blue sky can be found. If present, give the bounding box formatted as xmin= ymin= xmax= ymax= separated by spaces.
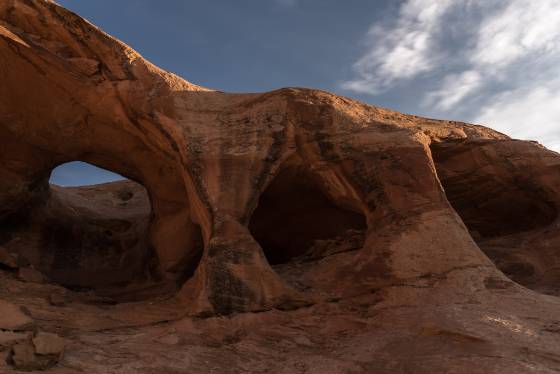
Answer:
xmin=50 ymin=162 xmax=124 ymax=186
xmin=51 ymin=0 xmax=560 ymax=186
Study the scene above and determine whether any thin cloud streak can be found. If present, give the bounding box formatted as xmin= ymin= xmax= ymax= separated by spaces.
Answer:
xmin=474 ymin=83 xmax=560 ymax=150
xmin=425 ymin=70 xmax=482 ymax=111
xmin=341 ymin=0 xmax=455 ymax=94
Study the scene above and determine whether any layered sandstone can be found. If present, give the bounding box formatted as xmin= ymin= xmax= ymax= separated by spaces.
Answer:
xmin=2 ymin=1 xmax=560 ymax=372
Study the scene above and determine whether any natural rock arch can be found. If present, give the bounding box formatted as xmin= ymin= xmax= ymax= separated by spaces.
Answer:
xmin=7 ymin=2 xmax=560 ymax=372
xmin=5 ymin=0 xmax=560 ymax=319
xmin=0 ymin=145 xmax=206 ymax=299
xmin=42 ymin=161 xmax=204 ymax=298
xmin=39 ymin=161 xmax=153 ymax=291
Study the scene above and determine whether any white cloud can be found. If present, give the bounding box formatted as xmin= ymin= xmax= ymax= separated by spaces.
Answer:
xmin=471 ymin=1 xmax=560 ymax=69
xmin=474 ymin=84 xmax=560 ymax=151
xmin=341 ymin=0 xmax=456 ymax=94
xmin=342 ymin=0 xmax=560 ymax=151
xmin=425 ymin=70 xmax=482 ymax=111
xmin=454 ymin=0 xmax=560 ymax=151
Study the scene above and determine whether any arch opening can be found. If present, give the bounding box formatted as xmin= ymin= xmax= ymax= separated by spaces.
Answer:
xmin=43 ymin=162 xmax=153 ymax=292
xmin=430 ymin=142 xmax=559 ymax=290
xmin=0 ymin=161 xmax=204 ymax=301
xmin=249 ymin=162 xmax=367 ymax=265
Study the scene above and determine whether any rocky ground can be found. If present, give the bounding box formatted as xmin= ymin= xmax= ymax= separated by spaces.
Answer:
xmin=4 ymin=242 xmax=560 ymax=373
xmin=3 ymin=187 xmax=560 ymax=373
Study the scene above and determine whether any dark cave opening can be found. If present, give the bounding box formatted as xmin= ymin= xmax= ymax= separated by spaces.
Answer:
xmin=431 ymin=142 xmax=560 ymax=291
xmin=431 ymin=143 xmax=557 ymax=239
xmin=248 ymin=163 xmax=367 ymax=265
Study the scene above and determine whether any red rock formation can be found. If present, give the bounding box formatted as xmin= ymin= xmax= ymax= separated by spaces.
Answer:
xmin=2 ymin=1 xmax=560 ymax=372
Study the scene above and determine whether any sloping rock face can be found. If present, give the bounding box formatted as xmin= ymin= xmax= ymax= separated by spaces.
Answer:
xmin=2 ymin=1 xmax=560 ymax=372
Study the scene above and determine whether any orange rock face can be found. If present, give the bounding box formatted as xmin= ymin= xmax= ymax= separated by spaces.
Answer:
xmin=2 ymin=1 xmax=560 ymax=372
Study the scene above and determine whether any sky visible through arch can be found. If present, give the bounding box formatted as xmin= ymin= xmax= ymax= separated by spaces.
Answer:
xmin=52 ymin=0 xmax=560 ymax=186
xmin=50 ymin=162 xmax=125 ymax=186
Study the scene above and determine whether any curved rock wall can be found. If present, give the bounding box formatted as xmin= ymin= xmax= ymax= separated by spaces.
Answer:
xmin=432 ymin=139 xmax=560 ymax=293
xmin=2 ymin=0 xmax=560 ymax=318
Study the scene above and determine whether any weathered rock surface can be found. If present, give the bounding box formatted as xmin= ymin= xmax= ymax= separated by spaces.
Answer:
xmin=0 ymin=300 xmax=66 ymax=371
xmin=8 ymin=332 xmax=65 ymax=371
xmin=32 ymin=332 xmax=66 ymax=356
xmin=2 ymin=0 xmax=560 ymax=372
xmin=0 ymin=246 xmax=18 ymax=269
xmin=0 ymin=300 xmax=34 ymax=331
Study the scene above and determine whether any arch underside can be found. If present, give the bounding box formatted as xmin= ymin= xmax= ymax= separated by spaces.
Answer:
xmin=0 ymin=121 xmax=206 ymax=301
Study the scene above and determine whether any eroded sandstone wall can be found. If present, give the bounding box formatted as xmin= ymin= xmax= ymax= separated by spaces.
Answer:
xmin=1 ymin=0 xmax=560 ymax=318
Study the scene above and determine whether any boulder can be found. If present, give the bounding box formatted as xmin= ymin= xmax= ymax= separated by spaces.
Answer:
xmin=6 ymin=332 xmax=65 ymax=371
xmin=0 ymin=300 xmax=34 ymax=331
xmin=32 ymin=332 xmax=66 ymax=356
xmin=9 ymin=340 xmax=59 ymax=371
xmin=0 ymin=331 xmax=29 ymax=350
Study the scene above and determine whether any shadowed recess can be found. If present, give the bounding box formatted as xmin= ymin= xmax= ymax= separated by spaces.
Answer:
xmin=249 ymin=162 xmax=367 ymax=265
xmin=40 ymin=162 xmax=205 ymax=300
xmin=38 ymin=162 xmax=156 ymax=292
xmin=430 ymin=141 xmax=560 ymax=293
xmin=431 ymin=142 xmax=557 ymax=239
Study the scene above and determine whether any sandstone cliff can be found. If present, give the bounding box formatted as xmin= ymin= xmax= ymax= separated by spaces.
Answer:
xmin=2 ymin=1 xmax=560 ymax=372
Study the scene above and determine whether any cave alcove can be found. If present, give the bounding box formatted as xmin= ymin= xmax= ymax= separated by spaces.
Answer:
xmin=248 ymin=161 xmax=367 ymax=265
xmin=431 ymin=142 xmax=559 ymax=289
